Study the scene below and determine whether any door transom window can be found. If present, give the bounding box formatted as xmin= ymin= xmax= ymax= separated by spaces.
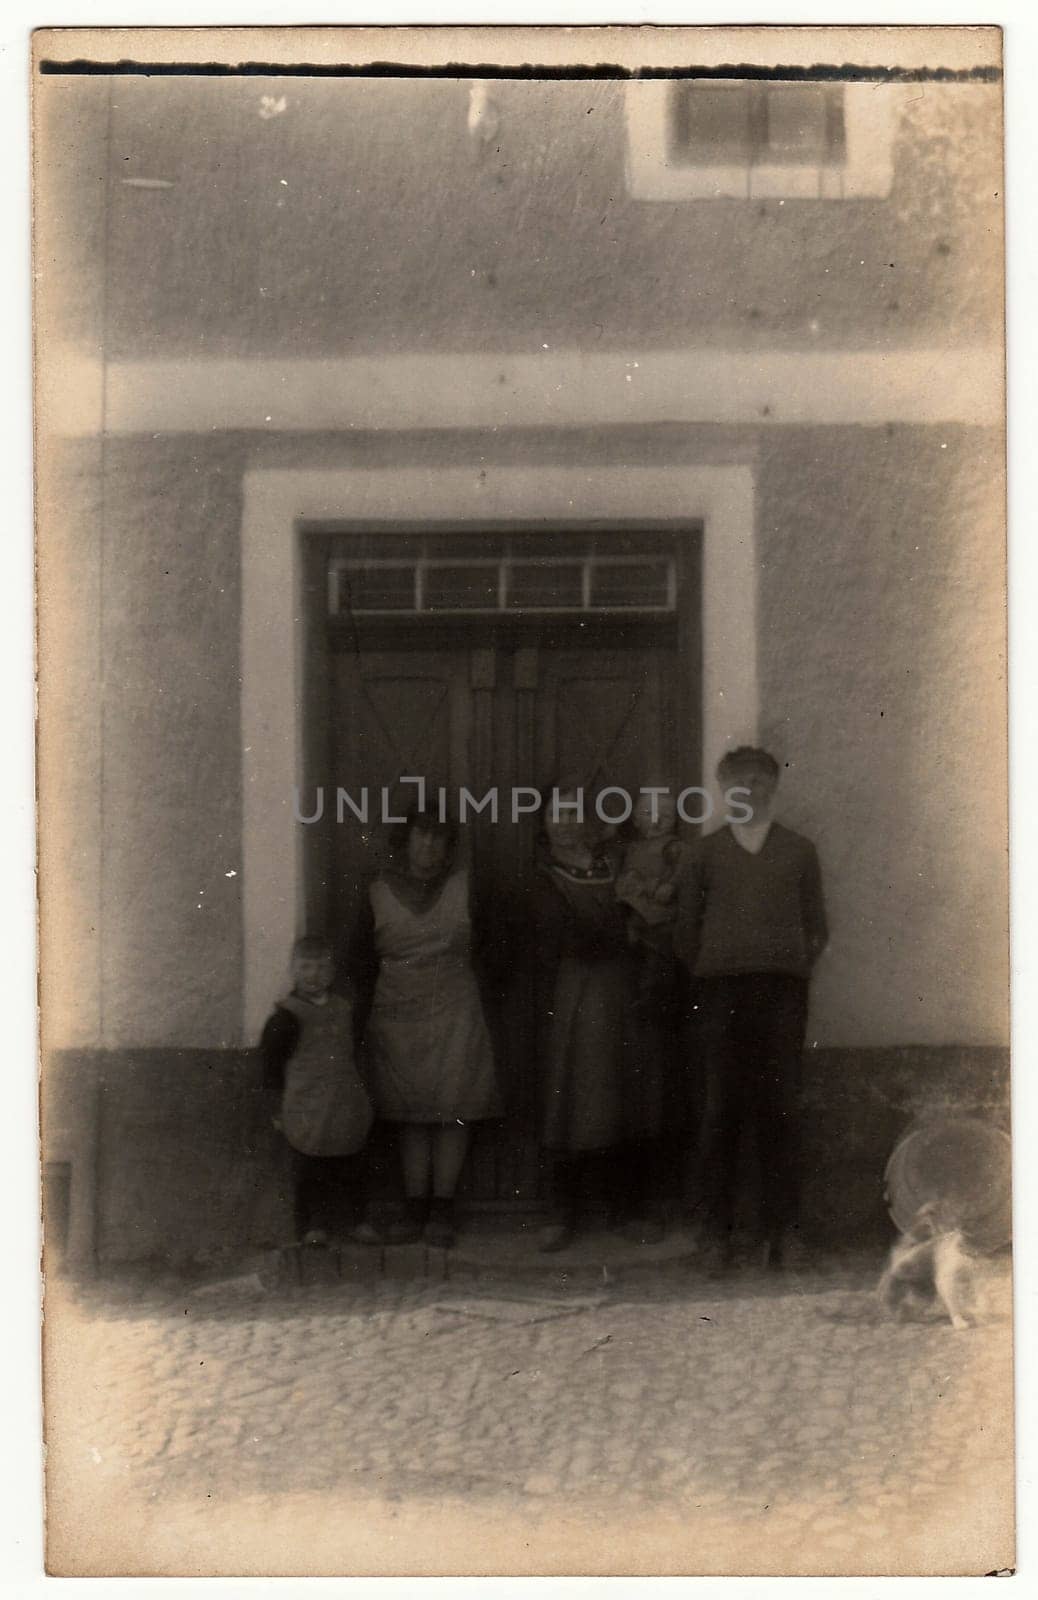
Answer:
xmin=329 ymin=538 xmax=677 ymax=618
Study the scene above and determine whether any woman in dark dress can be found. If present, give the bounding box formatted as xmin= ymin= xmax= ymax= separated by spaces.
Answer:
xmin=532 ymin=786 xmax=642 ymax=1251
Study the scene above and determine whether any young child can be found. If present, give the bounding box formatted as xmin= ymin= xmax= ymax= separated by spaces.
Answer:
xmin=616 ymin=791 xmax=687 ymax=1018
xmin=259 ymin=935 xmax=375 ymax=1246
xmin=676 ymin=747 xmax=828 ymax=1270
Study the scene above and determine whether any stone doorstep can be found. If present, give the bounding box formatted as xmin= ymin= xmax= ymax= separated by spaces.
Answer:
xmin=269 ymin=1227 xmax=703 ymax=1290
xmin=95 ymin=1229 xmax=895 ymax=1300
xmin=274 ymin=1239 xmax=893 ymax=1295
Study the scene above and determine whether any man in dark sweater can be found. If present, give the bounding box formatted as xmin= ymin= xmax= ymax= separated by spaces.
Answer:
xmin=676 ymin=746 xmax=828 ymax=1269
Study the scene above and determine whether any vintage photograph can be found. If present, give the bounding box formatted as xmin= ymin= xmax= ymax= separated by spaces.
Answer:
xmin=34 ymin=24 xmax=1011 ymax=1577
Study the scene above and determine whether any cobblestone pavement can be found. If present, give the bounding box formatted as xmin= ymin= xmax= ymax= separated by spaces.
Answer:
xmin=44 ymin=1246 xmax=1014 ymax=1577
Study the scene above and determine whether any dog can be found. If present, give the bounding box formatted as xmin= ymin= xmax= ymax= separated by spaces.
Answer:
xmin=877 ymin=1201 xmax=981 ymax=1331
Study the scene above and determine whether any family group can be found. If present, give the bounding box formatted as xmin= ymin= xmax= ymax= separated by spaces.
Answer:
xmin=260 ymin=746 xmax=828 ymax=1268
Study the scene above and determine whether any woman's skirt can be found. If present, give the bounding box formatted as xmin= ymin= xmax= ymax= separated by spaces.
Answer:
xmin=366 ymin=957 xmax=501 ymax=1124
xmin=541 ymin=954 xmax=649 ymax=1153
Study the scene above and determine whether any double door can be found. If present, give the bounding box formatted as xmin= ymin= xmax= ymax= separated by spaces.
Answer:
xmin=309 ymin=625 xmax=680 ymax=1207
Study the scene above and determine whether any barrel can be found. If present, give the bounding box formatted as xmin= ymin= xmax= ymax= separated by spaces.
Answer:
xmin=883 ymin=1116 xmax=1012 ymax=1253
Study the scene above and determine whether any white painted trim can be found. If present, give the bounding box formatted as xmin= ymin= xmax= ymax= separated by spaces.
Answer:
xmin=46 ymin=347 xmax=1002 ymax=438
xmin=240 ymin=464 xmax=757 ymax=1043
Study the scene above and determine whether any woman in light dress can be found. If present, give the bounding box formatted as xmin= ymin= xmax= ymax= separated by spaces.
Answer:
xmin=351 ymin=806 xmax=502 ymax=1248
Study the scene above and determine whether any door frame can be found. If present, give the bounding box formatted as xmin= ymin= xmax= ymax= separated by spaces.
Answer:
xmin=240 ymin=463 xmax=758 ymax=1043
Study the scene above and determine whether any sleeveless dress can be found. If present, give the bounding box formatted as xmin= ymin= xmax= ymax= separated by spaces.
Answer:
xmin=278 ymin=992 xmax=374 ymax=1157
xmin=364 ymin=868 xmax=501 ymax=1124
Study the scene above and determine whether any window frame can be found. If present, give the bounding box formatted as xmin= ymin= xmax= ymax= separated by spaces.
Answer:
xmin=625 ymin=80 xmax=902 ymax=201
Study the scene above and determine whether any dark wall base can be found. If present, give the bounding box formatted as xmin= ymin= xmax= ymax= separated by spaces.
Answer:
xmin=797 ymin=1045 xmax=1009 ymax=1244
xmin=42 ymin=1045 xmax=1010 ymax=1269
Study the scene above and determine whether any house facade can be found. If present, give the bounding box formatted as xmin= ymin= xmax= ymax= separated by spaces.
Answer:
xmin=36 ymin=42 xmax=1007 ymax=1264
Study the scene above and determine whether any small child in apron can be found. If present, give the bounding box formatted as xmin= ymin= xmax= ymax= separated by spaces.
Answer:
xmin=259 ymin=935 xmax=375 ymax=1246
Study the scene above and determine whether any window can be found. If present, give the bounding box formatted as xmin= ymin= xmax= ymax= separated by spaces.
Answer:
xmin=667 ymin=83 xmax=845 ymax=169
xmin=328 ymin=538 xmax=678 ymax=619
xmin=626 ymin=81 xmax=901 ymax=200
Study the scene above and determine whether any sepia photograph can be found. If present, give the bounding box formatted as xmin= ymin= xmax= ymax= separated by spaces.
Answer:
xmin=32 ymin=22 xmax=1011 ymax=1578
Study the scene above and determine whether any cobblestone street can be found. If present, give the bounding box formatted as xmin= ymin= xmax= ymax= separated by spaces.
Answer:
xmin=44 ymin=1241 xmax=1014 ymax=1577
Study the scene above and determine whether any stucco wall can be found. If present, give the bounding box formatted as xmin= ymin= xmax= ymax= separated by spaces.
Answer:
xmin=756 ymin=425 xmax=1007 ymax=1046
xmin=39 ymin=77 xmax=1001 ymax=363
xmin=38 ymin=436 xmax=104 ymax=1049
xmin=100 ymin=438 xmax=246 ymax=1044
xmin=40 ymin=421 xmax=1005 ymax=1051
xmin=41 ymin=436 xmax=247 ymax=1049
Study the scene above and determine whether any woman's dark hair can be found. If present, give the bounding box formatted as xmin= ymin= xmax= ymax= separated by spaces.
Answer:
xmin=387 ymin=801 xmax=460 ymax=864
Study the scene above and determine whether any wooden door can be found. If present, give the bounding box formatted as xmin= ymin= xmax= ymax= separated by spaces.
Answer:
xmin=534 ymin=645 xmax=676 ymax=800
xmin=317 ymin=629 xmax=678 ymax=1214
xmin=327 ymin=647 xmax=472 ymax=954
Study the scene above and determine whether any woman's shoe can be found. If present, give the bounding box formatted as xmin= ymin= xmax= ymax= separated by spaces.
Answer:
xmin=383 ymin=1197 xmax=428 ymax=1245
xmin=346 ymin=1220 xmax=383 ymax=1247
xmin=424 ymin=1216 xmax=456 ymax=1249
xmin=537 ymin=1221 xmax=575 ymax=1254
xmin=424 ymin=1199 xmax=456 ymax=1249
xmin=383 ymin=1219 xmax=423 ymax=1245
